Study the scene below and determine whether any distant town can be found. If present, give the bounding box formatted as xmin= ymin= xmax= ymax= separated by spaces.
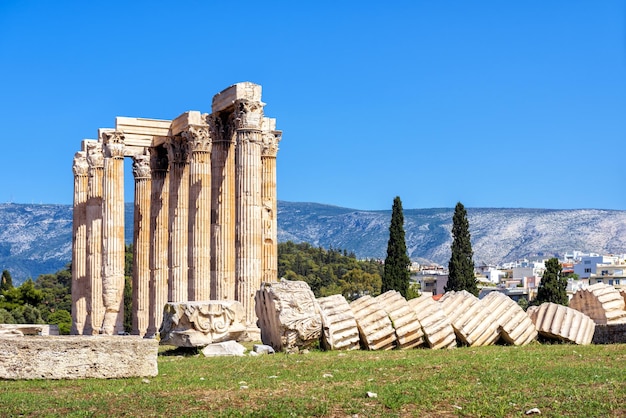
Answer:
xmin=413 ymin=251 xmax=625 ymax=302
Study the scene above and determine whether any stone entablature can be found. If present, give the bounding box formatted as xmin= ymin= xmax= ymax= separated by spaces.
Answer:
xmin=71 ymin=82 xmax=281 ymax=337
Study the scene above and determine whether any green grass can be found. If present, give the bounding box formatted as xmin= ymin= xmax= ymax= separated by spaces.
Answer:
xmin=1 ymin=343 xmax=625 ymax=417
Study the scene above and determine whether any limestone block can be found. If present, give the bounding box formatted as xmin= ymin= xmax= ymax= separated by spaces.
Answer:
xmin=159 ymin=301 xmax=246 ymax=347
xmin=569 ymin=283 xmax=626 ymax=325
xmin=528 ymin=302 xmax=595 ymax=345
xmin=407 ymin=296 xmax=456 ymax=349
xmin=439 ymin=290 xmax=500 ymax=347
xmin=255 ymin=280 xmax=322 ymax=351
xmin=201 ymin=340 xmax=246 ymax=357
xmin=317 ymin=294 xmax=360 ymax=350
xmin=0 ymin=336 xmax=158 ymax=380
xmin=375 ymin=291 xmax=425 ymax=349
xmin=212 ymin=82 xmax=262 ymax=113
xmin=479 ymin=292 xmax=537 ymax=346
xmin=0 ymin=324 xmax=59 ymax=336
xmin=350 ymin=295 xmax=396 ymax=350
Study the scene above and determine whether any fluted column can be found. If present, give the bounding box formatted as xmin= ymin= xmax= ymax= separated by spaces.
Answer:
xmin=261 ymin=127 xmax=281 ymax=284
xmin=71 ymin=151 xmax=89 ymax=335
xmin=131 ymin=152 xmax=151 ymax=336
xmin=166 ymin=136 xmax=190 ymax=303
xmin=234 ymin=99 xmax=264 ymax=326
xmin=185 ymin=125 xmax=212 ymax=301
xmin=210 ymin=114 xmax=236 ymax=300
xmin=147 ymin=146 xmax=169 ymax=337
xmin=100 ymin=131 xmax=125 ymax=335
xmin=85 ymin=141 xmax=104 ymax=335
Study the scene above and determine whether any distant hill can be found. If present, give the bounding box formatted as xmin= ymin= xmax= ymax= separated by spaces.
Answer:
xmin=1 ymin=202 xmax=626 ymax=284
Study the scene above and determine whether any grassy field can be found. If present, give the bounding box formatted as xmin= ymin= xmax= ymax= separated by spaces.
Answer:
xmin=1 ymin=342 xmax=625 ymax=417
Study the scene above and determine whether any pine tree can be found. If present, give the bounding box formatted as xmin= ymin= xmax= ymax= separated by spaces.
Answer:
xmin=382 ymin=196 xmax=411 ymax=297
xmin=535 ymin=257 xmax=568 ymax=305
xmin=445 ymin=202 xmax=478 ymax=296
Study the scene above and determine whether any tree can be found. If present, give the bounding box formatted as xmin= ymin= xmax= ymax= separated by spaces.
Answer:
xmin=445 ymin=202 xmax=478 ymax=296
xmin=1 ymin=270 xmax=13 ymax=292
xmin=382 ymin=196 xmax=411 ymax=297
xmin=535 ymin=257 xmax=568 ymax=306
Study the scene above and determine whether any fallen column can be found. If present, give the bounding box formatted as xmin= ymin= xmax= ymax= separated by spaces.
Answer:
xmin=479 ymin=291 xmax=537 ymax=345
xmin=527 ymin=302 xmax=595 ymax=345
xmin=375 ymin=291 xmax=425 ymax=349
xmin=439 ymin=290 xmax=500 ymax=347
xmin=350 ymin=295 xmax=396 ymax=350
xmin=569 ymin=283 xmax=626 ymax=325
xmin=407 ymin=295 xmax=456 ymax=349
xmin=317 ymin=294 xmax=360 ymax=350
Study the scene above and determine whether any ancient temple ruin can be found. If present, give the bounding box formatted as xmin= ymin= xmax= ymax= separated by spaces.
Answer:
xmin=71 ymin=82 xmax=281 ymax=337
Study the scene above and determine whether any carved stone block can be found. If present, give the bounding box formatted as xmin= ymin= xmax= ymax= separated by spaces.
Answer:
xmin=0 ymin=336 xmax=158 ymax=380
xmin=159 ymin=300 xmax=246 ymax=347
xmin=527 ymin=302 xmax=595 ymax=345
xmin=317 ymin=294 xmax=360 ymax=350
xmin=375 ymin=291 xmax=425 ymax=349
xmin=569 ymin=283 xmax=626 ymax=325
xmin=255 ymin=280 xmax=322 ymax=351
xmin=407 ymin=296 xmax=456 ymax=349
xmin=439 ymin=290 xmax=500 ymax=347
xmin=479 ymin=292 xmax=537 ymax=346
xmin=350 ymin=295 xmax=396 ymax=350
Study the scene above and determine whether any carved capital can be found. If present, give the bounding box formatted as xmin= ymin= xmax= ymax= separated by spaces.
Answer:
xmin=262 ymin=131 xmax=282 ymax=157
xmin=72 ymin=151 xmax=89 ymax=177
xmin=182 ymin=125 xmax=212 ymax=154
xmin=165 ymin=136 xmax=189 ymax=164
xmin=86 ymin=142 xmax=104 ymax=170
xmin=101 ymin=131 xmax=125 ymax=159
xmin=234 ymin=99 xmax=264 ymax=130
xmin=149 ymin=146 xmax=169 ymax=173
xmin=132 ymin=153 xmax=151 ymax=179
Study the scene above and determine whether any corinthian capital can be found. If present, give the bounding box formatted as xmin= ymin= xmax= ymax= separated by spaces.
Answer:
xmin=262 ymin=131 xmax=282 ymax=157
xmin=86 ymin=142 xmax=104 ymax=169
xmin=101 ymin=131 xmax=125 ymax=159
xmin=234 ymin=99 xmax=264 ymax=130
xmin=182 ymin=125 xmax=212 ymax=154
xmin=132 ymin=152 xmax=152 ymax=179
xmin=73 ymin=151 xmax=89 ymax=177
xmin=165 ymin=136 xmax=189 ymax=164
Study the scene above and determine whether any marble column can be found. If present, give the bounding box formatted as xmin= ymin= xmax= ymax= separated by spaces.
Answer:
xmin=147 ymin=146 xmax=169 ymax=337
xmin=85 ymin=141 xmax=104 ymax=335
xmin=71 ymin=151 xmax=89 ymax=335
xmin=234 ymin=99 xmax=264 ymax=326
xmin=166 ymin=136 xmax=190 ymax=303
xmin=185 ymin=125 xmax=212 ymax=301
xmin=100 ymin=131 xmax=126 ymax=335
xmin=131 ymin=152 xmax=151 ymax=336
xmin=261 ymin=126 xmax=281 ymax=284
xmin=210 ymin=114 xmax=236 ymax=301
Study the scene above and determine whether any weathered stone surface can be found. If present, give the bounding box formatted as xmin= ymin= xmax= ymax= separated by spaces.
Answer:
xmin=479 ymin=292 xmax=537 ymax=346
xmin=253 ymin=344 xmax=275 ymax=354
xmin=569 ymin=283 xmax=626 ymax=325
xmin=527 ymin=302 xmax=595 ymax=345
xmin=255 ymin=280 xmax=322 ymax=351
xmin=439 ymin=290 xmax=500 ymax=347
xmin=317 ymin=294 xmax=360 ymax=350
xmin=201 ymin=340 xmax=246 ymax=357
xmin=350 ymin=295 xmax=396 ymax=350
xmin=0 ymin=336 xmax=158 ymax=380
xmin=407 ymin=296 xmax=456 ymax=349
xmin=0 ymin=324 xmax=59 ymax=336
xmin=159 ymin=300 xmax=246 ymax=347
xmin=375 ymin=291 xmax=425 ymax=349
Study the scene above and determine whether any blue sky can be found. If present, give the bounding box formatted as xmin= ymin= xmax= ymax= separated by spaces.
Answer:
xmin=1 ymin=1 xmax=624 ymax=210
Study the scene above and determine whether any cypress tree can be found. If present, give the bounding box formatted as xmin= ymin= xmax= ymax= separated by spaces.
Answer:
xmin=445 ymin=202 xmax=478 ymax=296
xmin=382 ymin=196 xmax=411 ymax=297
xmin=1 ymin=270 xmax=13 ymax=292
xmin=535 ymin=257 xmax=568 ymax=305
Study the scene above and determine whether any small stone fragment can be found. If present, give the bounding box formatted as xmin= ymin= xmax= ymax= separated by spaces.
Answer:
xmin=201 ymin=340 xmax=246 ymax=357
xmin=525 ymin=407 xmax=541 ymax=415
xmin=253 ymin=344 xmax=276 ymax=354
xmin=366 ymin=392 xmax=378 ymax=398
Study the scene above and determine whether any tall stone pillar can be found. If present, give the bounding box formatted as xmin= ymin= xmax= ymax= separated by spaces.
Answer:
xmin=100 ymin=131 xmax=126 ymax=335
xmin=71 ymin=151 xmax=89 ymax=335
xmin=166 ymin=136 xmax=190 ymax=303
xmin=185 ymin=125 xmax=212 ymax=301
xmin=147 ymin=146 xmax=169 ymax=337
xmin=210 ymin=114 xmax=236 ymax=300
xmin=85 ymin=141 xmax=104 ymax=335
xmin=131 ymin=152 xmax=151 ymax=336
xmin=234 ymin=99 xmax=264 ymax=327
xmin=261 ymin=123 xmax=281 ymax=284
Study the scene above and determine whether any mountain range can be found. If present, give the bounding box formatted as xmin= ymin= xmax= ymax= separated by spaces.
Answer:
xmin=1 ymin=202 xmax=625 ymax=284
